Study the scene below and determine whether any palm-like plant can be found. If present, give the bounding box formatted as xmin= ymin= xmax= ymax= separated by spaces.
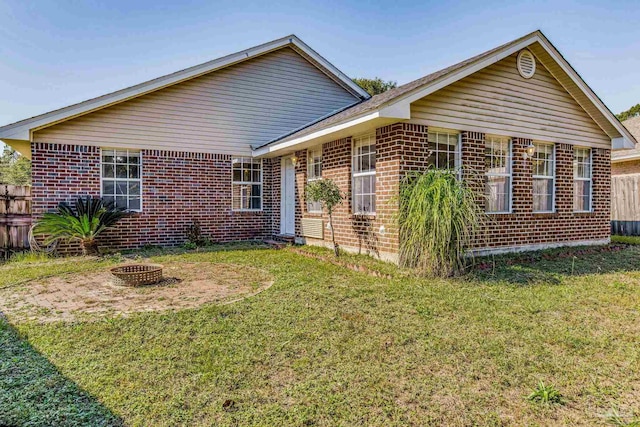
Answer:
xmin=33 ymin=196 xmax=126 ymax=256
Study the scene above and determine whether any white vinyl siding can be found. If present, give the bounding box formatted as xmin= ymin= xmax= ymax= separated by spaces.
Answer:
xmin=306 ymin=147 xmax=323 ymax=213
xmin=410 ymin=53 xmax=610 ymax=149
xmin=101 ymin=149 xmax=141 ymax=211
xmin=427 ymin=130 xmax=461 ymax=170
xmin=485 ymin=137 xmax=512 ymax=213
xmin=33 ymin=48 xmax=359 ymax=155
xmin=532 ymin=143 xmax=555 ymax=213
xmin=352 ymin=134 xmax=376 ymax=215
xmin=574 ymin=147 xmax=592 ymax=212
xmin=232 ymin=158 xmax=262 ymax=211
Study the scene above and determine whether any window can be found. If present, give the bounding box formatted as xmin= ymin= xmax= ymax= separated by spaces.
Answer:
xmin=427 ymin=130 xmax=460 ymax=170
xmin=574 ymin=147 xmax=592 ymax=212
xmin=232 ymin=157 xmax=262 ymax=211
xmin=532 ymin=143 xmax=555 ymax=212
xmin=101 ymin=149 xmax=141 ymax=211
xmin=307 ymin=147 xmax=322 ymax=213
xmin=485 ymin=137 xmax=512 ymax=213
xmin=352 ymin=134 xmax=376 ymax=215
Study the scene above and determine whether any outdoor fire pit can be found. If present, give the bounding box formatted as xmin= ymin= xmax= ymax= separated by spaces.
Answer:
xmin=110 ymin=264 xmax=163 ymax=286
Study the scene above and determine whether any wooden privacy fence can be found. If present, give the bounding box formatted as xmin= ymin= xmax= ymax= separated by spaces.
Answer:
xmin=611 ymin=174 xmax=640 ymax=235
xmin=0 ymin=185 xmax=32 ymax=255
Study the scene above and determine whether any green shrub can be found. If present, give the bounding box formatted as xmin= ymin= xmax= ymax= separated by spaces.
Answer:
xmin=397 ymin=169 xmax=483 ymax=277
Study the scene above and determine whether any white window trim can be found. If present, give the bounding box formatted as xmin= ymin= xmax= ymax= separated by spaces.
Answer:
xmin=352 ymin=134 xmax=376 ymax=216
xmin=532 ymin=142 xmax=556 ymax=213
xmin=231 ymin=157 xmax=263 ymax=212
xmin=306 ymin=147 xmax=323 ymax=214
xmin=573 ymin=147 xmax=593 ymax=213
xmin=426 ymin=129 xmax=462 ymax=173
xmin=100 ymin=148 xmax=143 ymax=212
xmin=485 ymin=136 xmax=512 ymax=214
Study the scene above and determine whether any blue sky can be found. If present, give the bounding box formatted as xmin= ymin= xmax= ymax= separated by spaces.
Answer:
xmin=0 ymin=0 xmax=638 ymax=127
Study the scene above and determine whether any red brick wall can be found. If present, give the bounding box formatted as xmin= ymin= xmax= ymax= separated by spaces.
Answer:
xmin=31 ymin=143 xmax=280 ymax=251
xmin=612 ymin=159 xmax=640 ymax=175
xmin=298 ymin=124 xmax=432 ymax=260
xmin=31 ymin=126 xmax=611 ymax=257
xmin=462 ymin=133 xmax=611 ymax=251
xmin=297 ymin=126 xmax=610 ymax=258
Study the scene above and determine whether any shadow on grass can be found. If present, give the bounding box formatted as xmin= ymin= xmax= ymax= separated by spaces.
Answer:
xmin=0 ymin=318 xmax=123 ymax=427
xmin=469 ymin=244 xmax=640 ymax=285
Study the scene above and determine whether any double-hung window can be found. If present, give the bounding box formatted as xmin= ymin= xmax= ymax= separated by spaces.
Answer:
xmin=352 ymin=134 xmax=376 ymax=215
xmin=307 ymin=147 xmax=323 ymax=213
xmin=485 ymin=136 xmax=512 ymax=213
xmin=427 ymin=130 xmax=461 ymax=170
xmin=101 ymin=149 xmax=142 ymax=211
xmin=532 ymin=143 xmax=555 ymax=213
xmin=232 ymin=157 xmax=262 ymax=211
xmin=574 ymin=147 xmax=592 ymax=212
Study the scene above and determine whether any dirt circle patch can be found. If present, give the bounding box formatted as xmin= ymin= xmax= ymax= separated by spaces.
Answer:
xmin=0 ymin=262 xmax=273 ymax=322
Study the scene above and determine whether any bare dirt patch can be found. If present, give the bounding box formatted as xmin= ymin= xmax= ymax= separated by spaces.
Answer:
xmin=0 ymin=261 xmax=272 ymax=322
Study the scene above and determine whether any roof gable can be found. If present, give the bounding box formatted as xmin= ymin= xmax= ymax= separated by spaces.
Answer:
xmin=410 ymin=52 xmax=610 ymax=147
xmin=0 ymin=35 xmax=369 ymax=142
xmin=32 ymin=47 xmax=361 ymax=155
xmin=256 ymin=30 xmax=635 ymax=156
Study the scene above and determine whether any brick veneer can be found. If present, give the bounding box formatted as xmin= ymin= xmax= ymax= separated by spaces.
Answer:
xmin=612 ymin=159 xmax=640 ymax=175
xmin=296 ymin=125 xmax=610 ymax=259
xmin=31 ymin=143 xmax=280 ymax=251
xmin=297 ymin=123 xmax=432 ymax=260
xmin=461 ymin=133 xmax=611 ymax=251
xmin=31 ymin=124 xmax=611 ymax=257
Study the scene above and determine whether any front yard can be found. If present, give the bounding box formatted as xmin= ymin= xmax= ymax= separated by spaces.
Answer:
xmin=1 ymin=243 xmax=639 ymax=426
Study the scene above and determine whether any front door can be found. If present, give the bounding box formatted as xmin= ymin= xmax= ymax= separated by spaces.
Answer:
xmin=280 ymin=157 xmax=296 ymax=235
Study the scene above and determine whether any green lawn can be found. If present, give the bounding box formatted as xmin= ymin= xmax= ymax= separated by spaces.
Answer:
xmin=1 ymin=243 xmax=640 ymax=426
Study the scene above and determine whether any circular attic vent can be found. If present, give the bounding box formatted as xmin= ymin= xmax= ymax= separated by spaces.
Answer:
xmin=517 ymin=50 xmax=536 ymax=79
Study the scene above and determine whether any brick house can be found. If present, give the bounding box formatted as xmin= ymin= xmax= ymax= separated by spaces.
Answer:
xmin=0 ymin=30 xmax=635 ymax=261
xmin=611 ymin=116 xmax=640 ymax=174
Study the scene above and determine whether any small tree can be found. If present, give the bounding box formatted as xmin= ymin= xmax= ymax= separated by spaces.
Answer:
xmin=33 ymin=196 xmax=126 ymax=256
xmin=305 ymin=179 xmax=344 ymax=257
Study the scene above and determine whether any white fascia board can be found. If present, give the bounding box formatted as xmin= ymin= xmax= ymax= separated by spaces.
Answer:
xmin=253 ymin=111 xmax=383 ymax=157
xmin=0 ymin=35 xmax=367 ymax=141
xmin=379 ymin=37 xmax=540 ymax=114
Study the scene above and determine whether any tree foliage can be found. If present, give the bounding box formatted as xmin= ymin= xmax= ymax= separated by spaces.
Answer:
xmin=397 ymin=169 xmax=484 ymax=277
xmin=0 ymin=146 xmax=31 ymax=186
xmin=33 ymin=196 xmax=127 ymax=256
xmin=617 ymin=103 xmax=640 ymax=122
xmin=352 ymin=77 xmax=397 ymax=96
xmin=305 ymin=179 xmax=344 ymax=256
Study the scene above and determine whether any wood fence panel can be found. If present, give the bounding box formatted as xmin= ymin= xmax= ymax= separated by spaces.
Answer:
xmin=0 ymin=185 xmax=32 ymax=254
xmin=611 ymin=174 xmax=640 ymax=221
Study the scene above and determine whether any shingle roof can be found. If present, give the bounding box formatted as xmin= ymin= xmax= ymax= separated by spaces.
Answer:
xmin=612 ymin=116 xmax=640 ymax=160
xmin=259 ymin=31 xmax=537 ymax=147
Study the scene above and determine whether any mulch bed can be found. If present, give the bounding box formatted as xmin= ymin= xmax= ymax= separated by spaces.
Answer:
xmin=474 ymin=244 xmax=626 ymax=271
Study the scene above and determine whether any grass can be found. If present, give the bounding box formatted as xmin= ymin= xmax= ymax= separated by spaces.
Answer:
xmin=1 ymin=243 xmax=640 ymax=426
xmin=611 ymin=235 xmax=640 ymax=245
